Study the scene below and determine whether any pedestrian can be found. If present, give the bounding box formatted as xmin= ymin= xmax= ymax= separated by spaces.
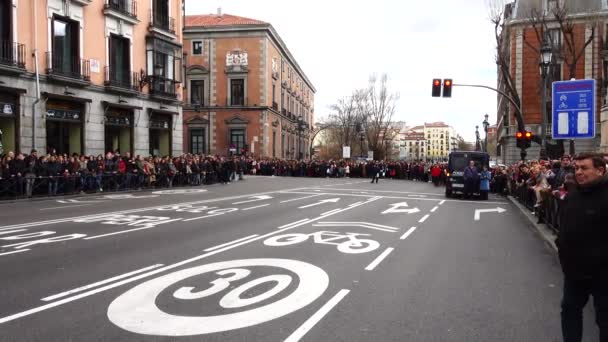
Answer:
xmin=370 ymin=163 xmax=380 ymax=184
xmin=556 ymin=153 xmax=608 ymax=342
xmin=463 ymin=160 xmax=479 ymax=199
xmin=479 ymin=165 xmax=491 ymax=200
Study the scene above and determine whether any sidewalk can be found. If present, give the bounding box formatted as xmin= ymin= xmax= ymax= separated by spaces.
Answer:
xmin=508 ymin=195 xmax=558 ymax=251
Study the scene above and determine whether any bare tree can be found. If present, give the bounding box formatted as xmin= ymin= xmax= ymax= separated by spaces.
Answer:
xmin=361 ymin=74 xmax=399 ymax=160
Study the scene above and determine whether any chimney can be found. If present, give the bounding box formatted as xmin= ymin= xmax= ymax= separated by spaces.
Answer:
xmin=217 ymin=7 xmax=222 ymax=16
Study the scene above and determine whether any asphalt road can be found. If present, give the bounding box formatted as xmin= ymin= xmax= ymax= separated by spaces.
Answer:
xmin=0 ymin=176 xmax=598 ymax=341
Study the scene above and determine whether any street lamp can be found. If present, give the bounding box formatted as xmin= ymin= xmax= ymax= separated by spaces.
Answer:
xmin=482 ymin=113 xmax=489 ymax=153
xmin=475 ymin=125 xmax=481 ymax=151
xmin=539 ymin=39 xmax=553 ymax=159
xmin=296 ymin=115 xmax=304 ymax=160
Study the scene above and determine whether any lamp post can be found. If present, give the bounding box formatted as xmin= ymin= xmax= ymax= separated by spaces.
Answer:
xmin=482 ymin=113 xmax=489 ymax=153
xmin=539 ymin=40 xmax=553 ymax=159
xmin=475 ymin=125 xmax=481 ymax=151
xmin=297 ymin=115 xmax=304 ymax=160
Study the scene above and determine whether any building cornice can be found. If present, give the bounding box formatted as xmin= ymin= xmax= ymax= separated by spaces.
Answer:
xmin=183 ymin=24 xmax=316 ymax=93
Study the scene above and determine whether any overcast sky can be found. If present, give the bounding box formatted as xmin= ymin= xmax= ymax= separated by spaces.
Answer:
xmin=185 ymin=0 xmax=498 ymax=142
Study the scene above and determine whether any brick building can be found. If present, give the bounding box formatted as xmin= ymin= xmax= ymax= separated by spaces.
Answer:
xmin=182 ymin=11 xmax=315 ymax=158
xmin=0 ymin=0 xmax=184 ymax=157
xmin=496 ymin=0 xmax=608 ymax=163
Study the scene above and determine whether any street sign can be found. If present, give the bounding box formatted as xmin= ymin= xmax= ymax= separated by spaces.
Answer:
xmin=367 ymin=151 xmax=374 ymax=161
xmin=342 ymin=146 xmax=351 ymax=159
xmin=552 ymin=79 xmax=595 ymax=139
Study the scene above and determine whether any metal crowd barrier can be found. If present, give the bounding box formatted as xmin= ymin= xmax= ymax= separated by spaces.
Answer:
xmin=512 ymin=183 xmax=561 ymax=233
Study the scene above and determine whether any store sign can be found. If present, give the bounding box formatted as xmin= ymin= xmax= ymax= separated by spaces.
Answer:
xmin=105 ymin=113 xmax=131 ymax=126
xmin=1 ymin=103 xmax=14 ymax=115
xmin=46 ymin=109 xmax=81 ymax=121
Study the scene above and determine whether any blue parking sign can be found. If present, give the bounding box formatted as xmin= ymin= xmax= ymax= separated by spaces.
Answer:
xmin=552 ymin=79 xmax=595 ymax=139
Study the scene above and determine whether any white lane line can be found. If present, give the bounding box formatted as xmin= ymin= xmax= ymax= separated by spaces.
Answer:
xmin=439 ymin=200 xmax=446 ymax=205
xmin=312 ymin=224 xmax=395 ymax=233
xmin=83 ymin=219 xmax=183 ymax=240
xmin=365 ymin=248 xmax=395 ymax=271
xmin=320 ymin=209 xmax=342 ymax=216
xmin=203 ymin=234 xmax=259 ymax=252
xmin=41 ymin=264 xmax=164 ymax=302
xmin=0 ymin=187 xmax=311 ymax=231
xmin=316 ymin=222 xmax=399 ymax=231
xmin=419 ymin=214 xmax=430 ymax=223
xmin=0 ymin=249 xmax=30 ymax=257
xmin=347 ymin=201 xmax=364 ymax=207
xmin=284 ymin=289 xmax=351 ymax=342
xmin=307 ymin=188 xmax=444 ymax=196
xmin=0 ymin=197 xmax=375 ymax=326
xmin=430 ymin=206 xmax=439 ymax=213
xmin=242 ymin=204 xmax=270 ymax=211
xmin=400 ymin=227 xmax=417 ymax=240
xmin=182 ymin=214 xmax=225 ymax=222
xmin=279 ymin=194 xmax=322 ymax=203
xmin=278 ymin=219 xmax=310 ymax=229
xmin=40 ymin=204 xmax=93 ymax=211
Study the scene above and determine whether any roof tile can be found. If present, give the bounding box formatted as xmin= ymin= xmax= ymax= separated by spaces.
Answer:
xmin=185 ymin=14 xmax=267 ymax=27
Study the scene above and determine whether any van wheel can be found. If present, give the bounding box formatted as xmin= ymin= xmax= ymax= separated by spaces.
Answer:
xmin=445 ymin=189 xmax=452 ymax=198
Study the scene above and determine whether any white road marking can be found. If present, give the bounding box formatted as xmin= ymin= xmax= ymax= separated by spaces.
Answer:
xmin=0 ymin=249 xmax=30 ymax=257
xmin=242 ymin=204 xmax=270 ymax=211
xmin=40 ymin=204 xmax=93 ymax=211
xmin=279 ymin=194 xmax=322 ymax=203
xmin=400 ymin=227 xmax=417 ymax=240
xmin=430 ymin=206 xmax=439 ymax=213
xmin=314 ymin=222 xmax=399 ymax=232
xmin=381 ymin=202 xmax=421 ymax=215
xmin=182 ymin=214 xmax=226 ymax=222
xmin=419 ymin=214 xmax=430 ymax=223
xmin=84 ymin=219 xmax=183 ymax=240
xmin=203 ymin=234 xmax=260 ymax=252
xmin=284 ymin=289 xmax=351 ymax=342
xmin=41 ymin=264 xmax=164 ymax=302
xmin=347 ymin=201 xmax=364 ymax=207
xmin=320 ymin=209 xmax=342 ymax=216
xmin=0 ymin=197 xmax=377 ymax=326
xmin=283 ymin=191 xmax=507 ymax=204
xmin=310 ymin=188 xmax=443 ymax=196
xmin=365 ymin=248 xmax=395 ymax=271
xmin=231 ymin=195 xmax=273 ymax=205
xmin=439 ymin=200 xmax=446 ymax=205
xmin=474 ymin=207 xmax=507 ymax=221
xmin=278 ymin=219 xmax=310 ymax=229
xmin=298 ymin=198 xmax=340 ymax=209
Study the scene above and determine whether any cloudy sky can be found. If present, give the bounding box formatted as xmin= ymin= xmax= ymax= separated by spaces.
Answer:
xmin=185 ymin=0 xmax=499 ymax=141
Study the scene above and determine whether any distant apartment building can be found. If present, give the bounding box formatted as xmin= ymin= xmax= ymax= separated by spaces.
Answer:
xmin=182 ymin=11 xmax=315 ymax=158
xmin=0 ymin=0 xmax=184 ymax=157
xmin=496 ymin=0 xmax=608 ymax=162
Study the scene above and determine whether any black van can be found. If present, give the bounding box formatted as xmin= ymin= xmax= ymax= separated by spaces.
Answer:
xmin=445 ymin=151 xmax=490 ymax=197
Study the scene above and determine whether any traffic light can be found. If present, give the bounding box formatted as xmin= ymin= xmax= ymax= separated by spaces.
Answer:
xmin=442 ymin=79 xmax=453 ymax=98
xmin=432 ymin=79 xmax=441 ymax=97
xmin=516 ymin=131 xmax=532 ymax=149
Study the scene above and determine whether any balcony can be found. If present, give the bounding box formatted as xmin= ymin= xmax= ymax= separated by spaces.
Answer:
xmin=282 ymin=108 xmax=287 ymax=116
xmin=104 ymin=66 xmax=140 ymax=95
xmin=148 ymin=76 xmax=178 ymax=100
xmin=149 ymin=9 xmax=176 ymax=37
xmin=272 ymin=102 xmax=278 ymax=111
xmin=0 ymin=41 xmax=26 ymax=75
xmin=103 ymin=0 xmax=139 ymax=25
xmin=45 ymin=52 xmax=91 ymax=86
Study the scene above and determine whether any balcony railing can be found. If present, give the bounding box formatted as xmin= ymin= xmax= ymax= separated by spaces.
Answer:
xmin=227 ymin=97 xmax=248 ymax=106
xmin=0 ymin=41 xmax=26 ymax=69
xmin=104 ymin=0 xmax=137 ymax=19
xmin=282 ymin=108 xmax=287 ymax=116
xmin=104 ymin=66 xmax=140 ymax=91
xmin=272 ymin=102 xmax=278 ymax=111
xmin=150 ymin=9 xmax=176 ymax=34
xmin=148 ymin=76 xmax=177 ymax=99
xmin=46 ymin=52 xmax=90 ymax=81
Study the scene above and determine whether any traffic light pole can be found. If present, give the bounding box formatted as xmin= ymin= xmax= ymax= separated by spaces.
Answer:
xmin=453 ymin=83 xmax=528 ymax=161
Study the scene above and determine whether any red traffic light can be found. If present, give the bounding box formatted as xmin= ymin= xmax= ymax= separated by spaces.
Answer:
xmin=434 ymin=79 xmax=441 ymax=86
xmin=516 ymin=132 xmax=523 ymax=139
xmin=444 ymin=79 xmax=452 ymax=86
xmin=525 ymin=131 xmax=532 ymax=139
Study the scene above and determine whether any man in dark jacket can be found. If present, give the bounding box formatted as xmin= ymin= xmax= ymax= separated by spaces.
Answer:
xmin=370 ymin=163 xmax=380 ymax=184
xmin=557 ymin=153 xmax=608 ymax=342
xmin=463 ymin=160 xmax=479 ymax=199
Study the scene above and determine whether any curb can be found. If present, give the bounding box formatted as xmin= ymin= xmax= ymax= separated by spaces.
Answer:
xmin=507 ymin=195 xmax=558 ymax=252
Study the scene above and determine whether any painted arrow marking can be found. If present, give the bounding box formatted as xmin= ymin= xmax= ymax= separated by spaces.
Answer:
xmin=232 ymin=195 xmax=273 ymax=205
xmin=474 ymin=207 xmax=507 ymax=221
xmin=313 ymin=222 xmax=399 ymax=232
xmin=298 ymin=198 xmax=340 ymax=209
xmin=381 ymin=202 xmax=421 ymax=215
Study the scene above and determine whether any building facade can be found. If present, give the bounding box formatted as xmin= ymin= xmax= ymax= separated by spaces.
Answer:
xmin=423 ymin=122 xmax=456 ymax=161
xmin=496 ymin=0 xmax=608 ymax=163
xmin=401 ymin=130 xmax=426 ymax=161
xmin=182 ymin=12 xmax=315 ymax=158
xmin=0 ymin=0 xmax=184 ymax=157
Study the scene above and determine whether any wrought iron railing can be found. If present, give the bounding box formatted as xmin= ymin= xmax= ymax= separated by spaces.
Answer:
xmin=104 ymin=0 xmax=137 ymax=18
xmin=150 ymin=9 xmax=175 ymax=34
xmin=46 ymin=52 xmax=91 ymax=81
xmin=148 ymin=76 xmax=177 ymax=98
xmin=104 ymin=66 xmax=140 ymax=91
xmin=0 ymin=41 xmax=26 ymax=69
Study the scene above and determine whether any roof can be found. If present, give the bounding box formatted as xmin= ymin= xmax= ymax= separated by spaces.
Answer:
xmin=425 ymin=122 xmax=449 ymax=127
xmin=409 ymin=125 xmax=424 ymax=131
xmin=511 ymin=0 xmax=605 ymax=20
xmin=185 ymin=14 xmax=267 ymax=27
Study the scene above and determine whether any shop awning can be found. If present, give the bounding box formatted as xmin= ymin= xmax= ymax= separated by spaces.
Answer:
xmin=102 ymin=101 xmax=143 ymax=111
xmin=42 ymin=92 xmax=92 ymax=103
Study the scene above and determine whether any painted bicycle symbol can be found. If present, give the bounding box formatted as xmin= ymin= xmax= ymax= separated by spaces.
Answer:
xmin=264 ymin=231 xmax=380 ymax=254
xmin=108 ymin=259 xmax=328 ymax=336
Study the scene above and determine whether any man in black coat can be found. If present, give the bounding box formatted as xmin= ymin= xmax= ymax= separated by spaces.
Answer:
xmin=557 ymin=153 xmax=608 ymax=342
xmin=370 ymin=163 xmax=380 ymax=184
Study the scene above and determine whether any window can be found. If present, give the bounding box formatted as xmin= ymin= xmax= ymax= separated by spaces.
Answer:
xmin=0 ymin=0 xmax=10 ymax=42
xmin=191 ymin=80 xmax=205 ymax=105
xmin=230 ymin=78 xmax=245 ymax=106
xmin=272 ymin=131 xmax=277 ymax=157
xmin=52 ymin=16 xmax=79 ymax=75
xmin=272 ymin=84 xmax=276 ymax=104
xmin=230 ymin=128 xmax=245 ymax=152
xmin=190 ymin=128 xmax=205 ymax=154
xmin=109 ymin=34 xmax=131 ymax=86
xmin=192 ymin=41 xmax=203 ymax=55
xmin=547 ymin=28 xmax=561 ymax=49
